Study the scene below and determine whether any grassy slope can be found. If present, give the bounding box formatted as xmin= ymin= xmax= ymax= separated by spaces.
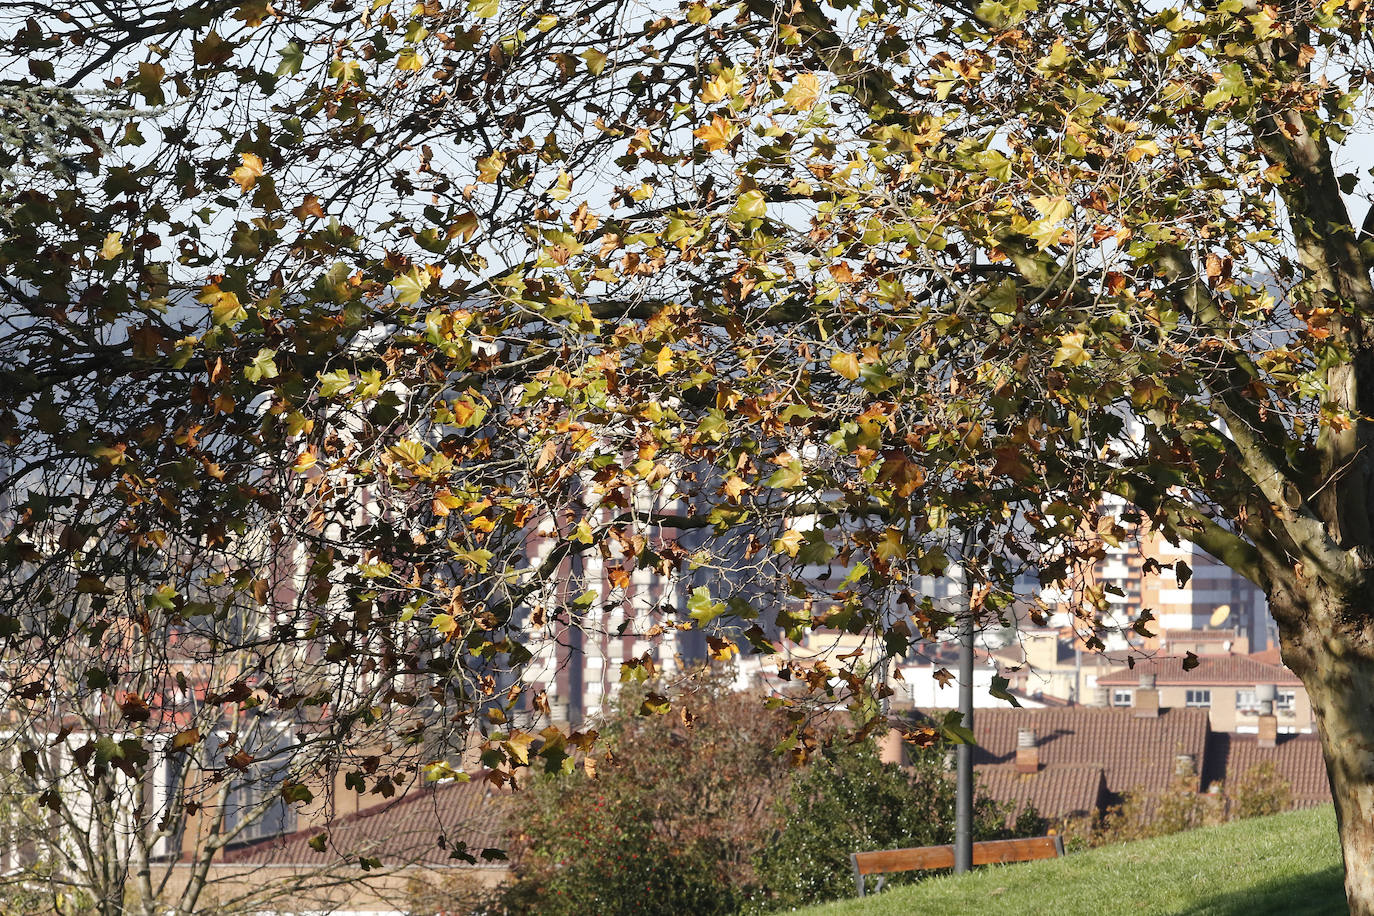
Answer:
xmin=803 ymin=806 xmax=1346 ymax=916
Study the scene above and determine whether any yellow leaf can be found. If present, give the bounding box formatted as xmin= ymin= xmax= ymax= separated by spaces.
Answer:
xmin=396 ymin=47 xmax=425 ymax=71
xmin=505 ymin=731 xmax=535 ymax=765
xmin=99 ymin=232 xmax=123 ymax=261
xmin=293 ymin=448 xmax=317 ymax=472
xmin=774 ymin=529 xmax=804 ymax=557
xmin=784 ymin=72 xmax=820 ymax=111
xmin=1125 ymin=139 xmax=1161 ymax=163
xmin=1052 ymin=331 xmax=1091 ymax=367
xmin=1029 ymin=195 xmax=1071 ymax=222
xmin=693 ymin=114 xmax=738 ymax=151
xmin=549 ymin=170 xmax=573 ymax=201
xmin=389 ymin=439 xmax=426 ymax=465
xmin=231 ymin=152 xmax=264 ymax=192
xmin=700 ymin=67 xmax=742 ymax=104
xmin=656 ymin=345 xmax=676 ymax=375
xmin=431 ymin=488 xmax=462 ymax=517
xmin=199 ymin=285 xmax=247 ymax=326
xmin=829 ymin=351 xmax=861 ymax=380
xmin=707 ymin=636 xmax=738 ymax=661
xmin=580 ymin=48 xmax=607 ymax=76
xmin=722 ymin=475 xmax=749 ymax=501
xmin=730 ymin=188 xmax=767 ymax=222
xmin=476 ymin=150 xmax=505 ymax=183
xmin=170 ymin=729 xmax=200 ymax=751
xmin=875 ymin=527 xmax=908 ymax=562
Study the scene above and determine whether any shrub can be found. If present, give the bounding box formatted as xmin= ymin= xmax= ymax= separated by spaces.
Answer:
xmin=500 ymin=667 xmax=791 ymax=916
xmin=752 ymin=743 xmax=1041 ymax=910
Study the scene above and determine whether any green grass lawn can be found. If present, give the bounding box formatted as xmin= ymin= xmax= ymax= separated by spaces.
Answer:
xmin=801 ymin=806 xmax=1346 ymax=916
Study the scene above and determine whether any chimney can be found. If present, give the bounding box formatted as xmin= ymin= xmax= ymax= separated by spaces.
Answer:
xmin=1015 ymin=728 xmax=1040 ymax=774
xmin=878 ymin=728 xmax=907 ymax=767
xmin=1093 ymin=686 xmax=1110 ymax=707
xmin=1256 ymin=684 xmax=1278 ymax=749
xmin=1133 ymin=672 xmax=1160 ymax=718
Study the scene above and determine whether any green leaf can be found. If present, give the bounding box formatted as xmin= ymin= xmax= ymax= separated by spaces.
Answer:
xmin=308 ymin=832 xmax=328 ymax=852
xmin=244 ymin=348 xmax=279 ymax=382
xmin=687 ymin=586 xmax=726 ymax=625
xmin=989 ymin=675 xmax=1022 ymax=707
xmin=731 ymin=189 xmax=767 ymax=222
xmin=276 ymin=42 xmax=304 ymax=76
xmin=765 ymin=461 xmax=804 ymax=489
xmin=940 ymin=710 xmax=977 ymax=745
xmin=976 ymin=149 xmax=1013 ymax=181
xmin=391 ymin=266 xmax=432 ymax=304
xmin=282 ymin=783 xmax=315 ymax=805
xmin=318 ymin=369 xmax=352 ymax=397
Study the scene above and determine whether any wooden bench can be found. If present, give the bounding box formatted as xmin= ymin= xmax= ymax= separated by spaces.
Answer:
xmin=850 ymin=835 xmax=1066 ymax=896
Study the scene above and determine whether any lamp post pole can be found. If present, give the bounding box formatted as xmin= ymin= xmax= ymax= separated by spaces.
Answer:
xmin=954 ymin=599 xmax=974 ymax=873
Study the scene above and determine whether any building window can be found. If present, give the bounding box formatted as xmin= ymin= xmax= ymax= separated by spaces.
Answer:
xmin=1185 ymin=689 xmax=1212 ymax=708
xmin=1276 ymin=690 xmax=1296 ymax=712
xmin=1112 ymin=689 xmax=1133 ymax=707
xmin=1236 ymin=689 xmax=1257 ymax=711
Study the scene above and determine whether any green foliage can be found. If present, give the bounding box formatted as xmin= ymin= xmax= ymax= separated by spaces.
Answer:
xmin=503 ymin=668 xmax=792 ymax=916
xmin=1225 ymin=762 xmax=1292 ymax=821
xmin=755 ymin=744 xmax=1040 ymax=910
xmin=1095 ymin=764 xmax=1293 ymax=846
xmin=505 ymin=670 xmax=1042 ymax=915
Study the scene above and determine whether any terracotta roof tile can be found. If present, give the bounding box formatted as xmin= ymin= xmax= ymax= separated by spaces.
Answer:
xmin=1203 ymin=733 xmax=1331 ymax=806
xmin=953 ymin=707 xmax=1211 ymax=798
xmin=977 ymin=763 xmax=1106 ymax=821
xmin=220 ymin=777 xmax=511 ymax=868
xmin=1161 ymin=629 xmax=1240 ymax=644
xmin=1096 ymin=655 xmax=1301 ymax=687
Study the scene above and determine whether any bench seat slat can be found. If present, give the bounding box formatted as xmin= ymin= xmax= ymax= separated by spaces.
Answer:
xmin=850 ymin=835 xmax=1065 ymax=895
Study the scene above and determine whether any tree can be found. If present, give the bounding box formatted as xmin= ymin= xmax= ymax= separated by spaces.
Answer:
xmin=756 ymin=743 xmax=1036 ymax=909
xmin=10 ymin=0 xmax=1374 ymax=911
xmin=503 ymin=668 xmax=792 ymax=916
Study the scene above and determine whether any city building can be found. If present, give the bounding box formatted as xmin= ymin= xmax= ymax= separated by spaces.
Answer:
xmin=1096 ymin=655 xmax=1311 ymax=734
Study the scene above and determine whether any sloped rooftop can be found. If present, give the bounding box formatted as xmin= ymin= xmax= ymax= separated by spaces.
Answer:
xmin=977 ymin=763 xmax=1106 ymax=822
xmin=1203 ymin=732 xmax=1330 ymax=807
xmin=220 ymin=776 xmax=511 ymax=868
xmin=1096 ymin=654 xmax=1301 ymax=687
xmin=959 ymin=706 xmax=1212 ymax=799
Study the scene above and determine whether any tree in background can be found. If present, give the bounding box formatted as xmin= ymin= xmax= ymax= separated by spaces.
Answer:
xmin=756 ymin=744 xmax=1039 ymax=909
xmin=505 ymin=668 xmax=1040 ymax=914
xmin=502 ymin=668 xmax=792 ymax=916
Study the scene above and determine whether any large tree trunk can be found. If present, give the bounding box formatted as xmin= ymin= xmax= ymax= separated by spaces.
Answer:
xmin=1277 ymin=585 xmax=1374 ymax=914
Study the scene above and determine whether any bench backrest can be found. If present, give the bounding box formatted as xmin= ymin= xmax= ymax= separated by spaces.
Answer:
xmin=850 ymin=835 xmax=1065 ymax=896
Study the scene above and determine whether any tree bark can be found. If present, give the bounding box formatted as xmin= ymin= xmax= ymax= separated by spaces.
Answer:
xmin=1278 ymin=586 xmax=1374 ymax=914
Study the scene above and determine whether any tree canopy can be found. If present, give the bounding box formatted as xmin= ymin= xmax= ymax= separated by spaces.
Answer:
xmin=7 ymin=0 xmax=1374 ymax=910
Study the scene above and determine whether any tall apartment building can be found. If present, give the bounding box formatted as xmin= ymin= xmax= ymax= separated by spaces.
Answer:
xmin=1059 ymin=496 xmax=1273 ymax=653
